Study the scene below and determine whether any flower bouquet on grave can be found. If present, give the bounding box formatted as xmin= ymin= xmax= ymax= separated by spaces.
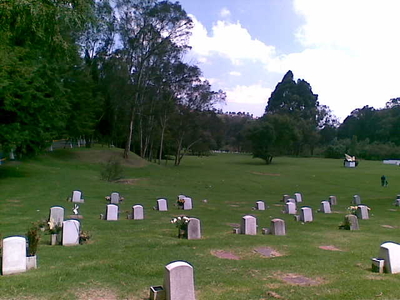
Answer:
xmin=347 ymin=206 xmax=358 ymax=215
xmin=47 ymin=219 xmax=62 ymax=245
xmin=170 ymin=216 xmax=190 ymax=238
xmin=177 ymin=198 xmax=185 ymax=209
xmin=105 ymin=196 xmax=111 ymax=201
xmin=79 ymin=230 xmax=91 ymax=244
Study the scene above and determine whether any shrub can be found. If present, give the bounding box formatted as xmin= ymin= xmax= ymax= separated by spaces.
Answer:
xmin=100 ymin=156 xmax=123 ymax=181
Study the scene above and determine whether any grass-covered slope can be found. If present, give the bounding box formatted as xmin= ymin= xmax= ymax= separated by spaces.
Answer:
xmin=1 ymin=148 xmax=400 ymax=299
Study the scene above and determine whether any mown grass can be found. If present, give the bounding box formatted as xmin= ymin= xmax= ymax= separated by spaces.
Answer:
xmin=1 ymin=147 xmax=400 ymax=299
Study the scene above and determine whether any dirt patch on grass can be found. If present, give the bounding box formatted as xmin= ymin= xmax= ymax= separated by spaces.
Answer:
xmin=388 ymin=209 xmax=397 ymax=212
xmin=211 ymin=250 xmax=241 ymax=260
xmin=229 ymin=204 xmax=240 ymax=207
xmin=227 ymin=223 xmax=240 ymax=227
xmin=6 ymin=199 xmax=20 ymax=203
xmin=254 ymin=247 xmax=283 ymax=257
xmin=319 ymin=245 xmax=343 ymax=251
xmin=278 ymin=273 xmax=323 ymax=286
xmin=75 ymin=288 xmax=118 ymax=300
xmin=381 ymin=224 xmax=396 ymax=229
xmin=251 ymin=172 xmax=281 ymax=176
xmin=265 ymin=291 xmax=286 ymax=299
xmin=114 ymin=178 xmax=147 ymax=185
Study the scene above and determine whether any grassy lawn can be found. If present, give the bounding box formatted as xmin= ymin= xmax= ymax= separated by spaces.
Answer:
xmin=1 ymin=147 xmax=400 ymax=299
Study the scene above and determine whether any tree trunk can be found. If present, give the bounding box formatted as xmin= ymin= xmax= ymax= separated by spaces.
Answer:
xmin=124 ymin=106 xmax=135 ymax=159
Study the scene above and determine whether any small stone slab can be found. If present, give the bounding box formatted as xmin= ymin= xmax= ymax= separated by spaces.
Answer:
xmin=254 ymin=247 xmax=282 ymax=257
xmin=280 ymin=273 xmax=321 ymax=286
xmin=319 ymin=245 xmax=342 ymax=251
xmin=211 ymin=250 xmax=240 ymax=260
xmin=381 ymin=225 xmax=396 ymax=229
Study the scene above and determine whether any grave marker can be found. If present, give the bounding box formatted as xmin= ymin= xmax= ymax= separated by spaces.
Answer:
xmin=183 ymin=197 xmax=193 ymax=210
xmin=255 ymin=201 xmax=265 ymax=210
xmin=49 ymin=206 xmax=64 ymax=227
xmin=285 ymin=202 xmax=296 ymax=214
xmin=344 ymin=214 xmax=359 ymax=230
xmin=164 ymin=261 xmax=195 ymax=300
xmin=110 ymin=192 xmax=120 ymax=204
xmin=187 ymin=218 xmax=201 ymax=240
xmin=271 ymin=219 xmax=286 ymax=236
xmin=300 ymin=207 xmax=313 ymax=222
xmin=106 ymin=204 xmax=118 ymax=221
xmin=72 ymin=190 xmax=84 ymax=203
xmin=157 ymin=199 xmax=168 ymax=211
xmin=132 ymin=205 xmax=144 ymax=220
xmin=329 ymin=195 xmax=337 ymax=206
xmin=379 ymin=242 xmax=400 ymax=273
xmin=62 ymin=220 xmax=80 ymax=246
xmin=356 ymin=205 xmax=369 ymax=220
xmin=352 ymin=195 xmax=361 ymax=205
xmin=294 ymin=193 xmax=303 ymax=203
xmin=240 ymin=215 xmax=257 ymax=235
xmin=320 ymin=201 xmax=331 ymax=213
xmin=2 ymin=236 xmax=27 ymax=275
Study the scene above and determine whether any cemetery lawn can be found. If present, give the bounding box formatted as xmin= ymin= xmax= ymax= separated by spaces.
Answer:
xmin=1 ymin=147 xmax=400 ymax=300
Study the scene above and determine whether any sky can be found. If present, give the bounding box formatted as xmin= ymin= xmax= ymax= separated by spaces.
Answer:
xmin=177 ymin=0 xmax=400 ymax=121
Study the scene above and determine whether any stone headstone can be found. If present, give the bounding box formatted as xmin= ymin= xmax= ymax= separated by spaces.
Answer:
xmin=300 ymin=207 xmax=313 ymax=222
xmin=106 ymin=204 xmax=118 ymax=221
xmin=132 ymin=205 xmax=144 ymax=220
xmin=356 ymin=205 xmax=369 ymax=220
xmin=329 ymin=195 xmax=337 ymax=206
xmin=271 ymin=219 xmax=286 ymax=236
xmin=286 ymin=198 xmax=296 ymax=204
xmin=395 ymin=199 xmax=400 ymax=207
xmin=183 ymin=197 xmax=193 ymax=210
xmin=371 ymin=258 xmax=385 ymax=273
xmin=240 ymin=215 xmax=257 ymax=235
xmin=285 ymin=202 xmax=296 ymax=214
xmin=294 ymin=193 xmax=302 ymax=203
xmin=255 ymin=201 xmax=265 ymax=210
xmin=49 ymin=206 xmax=64 ymax=227
xmin=187 ymin=218 xmax=201 ymax=240
xmin=110 ymin=192 xmax=120 ymax=204
xmin=164 ymin=261 xmax=195 ymax=300
xmin=379 ymin=242 xmax=400 ymax=273
xmin=2 ymin=236 xmax=27 ymax=275
xmin=281 ymin=194 xmax=290 ymax=202
xmin=352 ymin=195 xmax=361 ymax=205
xmin=72 ymin=190 xmax=84 ymax=203
xmin=345 ymin=214 xmax=359 ymax=230
xmin=62 ymin=220 xmax=80 ymax=246
xmin=157 ymin=198 xmax=168 ymax=211
xmin=320 ymin=201 xmax=331 ymax=213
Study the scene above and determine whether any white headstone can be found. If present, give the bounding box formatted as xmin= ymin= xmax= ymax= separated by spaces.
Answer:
xmin=110 ymin=192 xmax=120 ymax=204
xmin=294 ymin=193 xmax=302 ymax=203
xmin=62 ymin=220 xmax=80 ymax=246
xmin=187 ymin=218 xmax=201 ymax=240
xmin=353 ymin=195 xmax=361 ymax=205
xmin=281 ymin=194 xmax=290 ymax=202
xmin=356 ymin=205 xmax=369 ymax=220
xmin=286 ymin=198 xmax=296 ymax=204
xmin=2 ymin=236 xmax=27 ymax=275
xmin=183 ymin=197 xmax=193 ymax=210
xmin=329 ymin=195 xmax=337 ymax=205
xmin=72 ymin=190 xmax=84 ymax=203
xmin=285 ymin=202 xmax=296 ymax=214
xmin=106 ymin=204 xmax=118 ymax=221
xmin=320 ymin=201 xmax=331 ymax=213
xmin=271 ymin=219 xmax=286 ymax=235
xmin=255 ymin=201 xmax=265 ymax=210
xmin=164 ymin=261 xmax=195 ymax=300
xmin=132 ymin=205 xmax=144 ymax=220
xmin=157 ymin=198 xmax=168 ymax=211
xmin=49 ymin=206 xmax=64 ymax=227
xmin=379 ymin=242 xmax=400 ymax=273
xmin=300 ymin=207 xmax=313 ymax=222
xmin=395 ymin=199 xmax=400 ymax=207
xmin=240 ymin=215 xmax=257 ymax=235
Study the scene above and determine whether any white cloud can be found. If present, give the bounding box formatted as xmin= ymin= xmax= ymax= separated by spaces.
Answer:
xmin=267 ymin=0 xmax=400 ymax=120
xmin=188 ymin=14 xmax=276 ymax=66
xmin=229 ymin=71 xmax=241 ymax=76
xmin=220 ymin=7 xmax=231 ymax=18
xmin=225 ymin=84 xmax=272 ymax=105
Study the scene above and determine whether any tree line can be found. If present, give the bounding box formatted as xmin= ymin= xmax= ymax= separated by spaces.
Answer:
xmin=1 ymin=1 xmax=399 ymax=165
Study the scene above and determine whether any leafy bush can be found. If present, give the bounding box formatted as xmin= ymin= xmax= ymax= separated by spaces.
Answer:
xmin=26 ymin=225 xmax=41 ymax=256
xmin=100 ymin=156 xmax=123 ymax=181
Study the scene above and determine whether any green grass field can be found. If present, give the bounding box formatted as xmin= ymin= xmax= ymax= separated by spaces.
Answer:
xmin=1 ymin=147 xmax=400 ymax=300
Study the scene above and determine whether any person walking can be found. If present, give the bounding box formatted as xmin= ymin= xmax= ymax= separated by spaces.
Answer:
xmin=381 ymin=175 xmax=388 ymax=187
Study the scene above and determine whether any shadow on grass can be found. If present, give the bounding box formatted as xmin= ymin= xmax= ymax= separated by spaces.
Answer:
xmin=44 ymin=149 xmax=78 ymax=160
xmin=0 ymin=165 xmax=27 ymax=179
